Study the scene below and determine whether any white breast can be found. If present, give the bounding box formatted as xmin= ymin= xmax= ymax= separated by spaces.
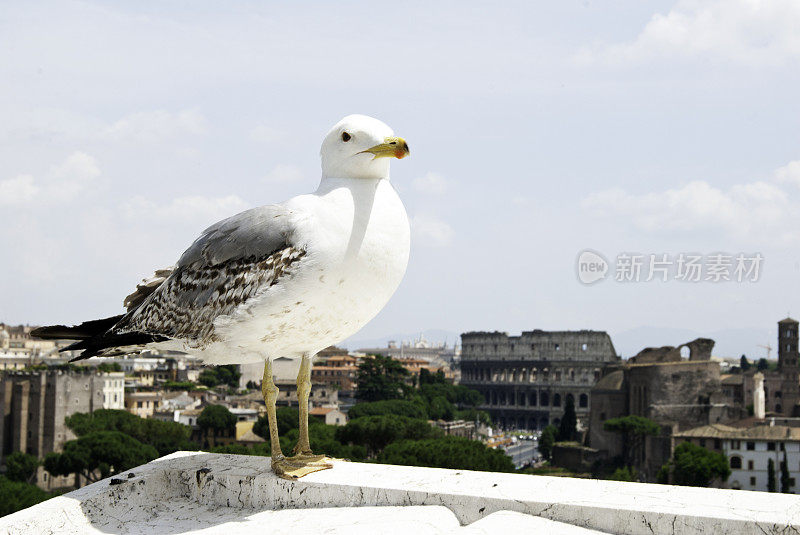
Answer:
xmin=203 ymin=177 xmax=410 ymax=363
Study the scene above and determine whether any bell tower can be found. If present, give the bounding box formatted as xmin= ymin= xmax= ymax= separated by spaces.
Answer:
xmin=778 ymin=317 xmax=800 ymax=415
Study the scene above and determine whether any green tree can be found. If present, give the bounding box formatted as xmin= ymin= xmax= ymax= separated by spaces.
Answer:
xmin=163 ymin=381 xmax=198 ymax=391
xmin=0 ymin=477 xmax=53 ymax=517
xmin=781 ymin=452 xmax=791 ymax=493
xmin=419 ymin=368 xmax=446 ymax=385
xmin=253 ymin=407 xmax=305 ymax=440
xmin=609 ymin=466 xmax=638 ymax=482
xmin=335 ymin=415 xmax=441 ymax=455
xmin=197 ymin=405 xmax=236 ymax=446
xmin=603 ymin=415 xmax=660 ymax=467
xmin=539 ymin=425 xmax=558 ymax=461
xmin=660 ymin=442 xmax=730 ymax=487
xmin=768 ymin=458 xmax=777 ymax=492
xmin=378 ymin=436 xmax=515 ymax=472
xmin=198 ymin=365 xmax=241 ymax=388
xmin=347 ymin=399 xmax=428 ymax=420
xmin=757 ymin=358 xmax=769 ymax=371
xmin=355 ymin=354 xmax=410 ymax=401
xmin=558 ymin=396 xmax=577 ymax=442
xmin=44 ymin=431 xmax=158 ymax=483
xmin=739 ymin=355 xmax=750 ymax=372
xmin=96 ymin=362 xmax=122 ymax=373
xmin=428 ymin=396 xmax=456 ymax=420
xmin=4 ymin=452 xmax=40 ymax=484
xmin=65 ymin=409 xmax=194 ymax=456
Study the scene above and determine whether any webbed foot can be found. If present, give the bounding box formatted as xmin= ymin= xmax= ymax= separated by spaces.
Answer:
xmin=272 ymin=454 xmax=333 ymax=480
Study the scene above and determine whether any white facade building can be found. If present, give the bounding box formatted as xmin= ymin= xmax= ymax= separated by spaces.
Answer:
xmin=100 ymin=371 xmax=125 ymax=409
xmin=675 ymin=422 xmax=800 ymax=492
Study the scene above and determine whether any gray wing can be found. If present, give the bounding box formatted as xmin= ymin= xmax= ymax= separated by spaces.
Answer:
xmin=112 ymin=204 xmax=305 ymax=346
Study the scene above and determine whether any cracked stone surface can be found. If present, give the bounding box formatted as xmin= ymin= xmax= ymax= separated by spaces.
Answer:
xmin=2 ymin=451 xmax=800 ymax=534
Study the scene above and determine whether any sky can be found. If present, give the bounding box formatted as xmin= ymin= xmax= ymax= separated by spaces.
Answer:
xmin=1 ymin=1 xmax=800 ymax=357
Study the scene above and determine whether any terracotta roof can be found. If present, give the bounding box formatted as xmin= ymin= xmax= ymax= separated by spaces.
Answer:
xmin=675 ymin=423 xmax=800 ymax=441
xmin=237 ymin=429 xmax=266 ymax=443
xmin=310 ymin=407 xmax=337 ymax=416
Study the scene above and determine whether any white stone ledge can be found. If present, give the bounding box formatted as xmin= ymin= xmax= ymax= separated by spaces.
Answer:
xmin=2 ymin=451 xmax=800 ymax=534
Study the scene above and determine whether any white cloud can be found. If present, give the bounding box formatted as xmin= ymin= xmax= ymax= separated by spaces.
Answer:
xmin=412 ymin=172 xmax=449 ymax=196
xmin=104 ymin=110 xmax=208 ymax=142
xmin=776 ymin=160 xmax=800 ymax=188
xmin=0 ymin=152 xmax=100 ymax=206
xmin=579 ymin=0 xmax=800 ymax=66
xmin=122 ymin=194 xmax=249 ymax=225
xmin=0 ymin=175 xmax=39 ymax=205
xmin=47 ymin=151 xmax=101 ymax=200
xmin=581 ymin=166 xmax=800 ymax=243
xmin=411 ymin=214 xmax=454 ymax=247
xmin=263 ymin=164 xmax=304 ymax=184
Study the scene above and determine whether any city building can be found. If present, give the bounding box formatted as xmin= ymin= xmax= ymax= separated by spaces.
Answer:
xmin=0 ymin=369 xmax=124 ymax=490
xmin=310 ymin=406 xmax=348 ymax=426
xmin=355 ymin=334 xmax=459 ymax=366
xmin=0 ymin=324 xmax=60 ymax=358
xmin=674 ymin=422 xmax=800 ymax=492
xmin=720 ymin=318 xmax=800 ymax=417
xmin=459 ymin=330 xmax=619 ymax=430
xmin=125 ymin=391 xmax=162 ymax=418
xmin=310 ymin=354 xmax=359 ymax=395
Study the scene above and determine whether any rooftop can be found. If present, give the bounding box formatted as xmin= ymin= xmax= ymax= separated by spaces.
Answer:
xmin=675 ymin=423 xmax=800 ymax=441
xmin=2 ymin=452 xmax=799 ymax=534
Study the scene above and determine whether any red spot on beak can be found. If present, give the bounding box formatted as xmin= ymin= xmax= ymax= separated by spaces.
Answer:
xmin=395 ymin=150 xmax=407 ymax=159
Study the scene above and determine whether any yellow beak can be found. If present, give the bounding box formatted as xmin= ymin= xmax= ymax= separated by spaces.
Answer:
xmin=359 ymin=136 xmax=410 ymax=160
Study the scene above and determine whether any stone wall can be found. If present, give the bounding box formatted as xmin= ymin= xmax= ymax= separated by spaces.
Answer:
xmin=2 ymin=452 xmax=799 ymax=534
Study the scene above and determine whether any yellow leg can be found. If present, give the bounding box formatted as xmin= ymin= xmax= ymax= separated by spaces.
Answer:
xmin=293 ymin=354 xmax=314 ymax=456
xmin=262 ymin=357 xmax=333 ymax=479
xmin=261 ymin=360 xmax=284 ymax=462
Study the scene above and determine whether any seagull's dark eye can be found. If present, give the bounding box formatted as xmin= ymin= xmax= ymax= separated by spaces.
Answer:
xmin=341 ymin=132 xmax=351 ymax=142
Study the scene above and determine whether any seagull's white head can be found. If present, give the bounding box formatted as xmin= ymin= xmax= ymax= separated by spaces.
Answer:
xmin=320 ymin=114 xmax=409 ymax=180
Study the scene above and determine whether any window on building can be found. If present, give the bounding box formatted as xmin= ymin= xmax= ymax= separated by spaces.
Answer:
xmin=768 ymin=442 xmax=776 ymax=451
xmin=731 ymin=440 xmax=741 ymax=450
xmin=699 ymin=439 xmax=706 ymax=448
xmin=553 ymin=393 xmax=561 ymax=407
xmin=579 ymin=393 xmax=588 ymax=408
xmin=747 ymin=460 xmax=754 ymax=470
xmin=746 ymin=442 xmax=755 ymax=451
xmin=730 ymin=456 xmax=742 ymax=469
xmin=750 ymin=476 xmax=756 ymax=486
xmin=790 ymin=478 xmax=796 ymax=487
xmin=714 ymin=439 xmax=721 ymax=450
xmin=780 ymin=442 xmax=786 ymax=451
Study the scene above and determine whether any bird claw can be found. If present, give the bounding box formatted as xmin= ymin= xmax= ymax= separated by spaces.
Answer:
xmin=271 ymin=455 xmax=334 ymax=480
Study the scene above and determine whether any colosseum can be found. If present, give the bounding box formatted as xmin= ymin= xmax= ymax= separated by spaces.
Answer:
xmin=459 ymin=330 xmax=619 ymax=430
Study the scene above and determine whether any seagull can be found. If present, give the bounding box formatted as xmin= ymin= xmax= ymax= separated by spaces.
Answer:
xmin=33 ymin=114 xmax=411 ymax=479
